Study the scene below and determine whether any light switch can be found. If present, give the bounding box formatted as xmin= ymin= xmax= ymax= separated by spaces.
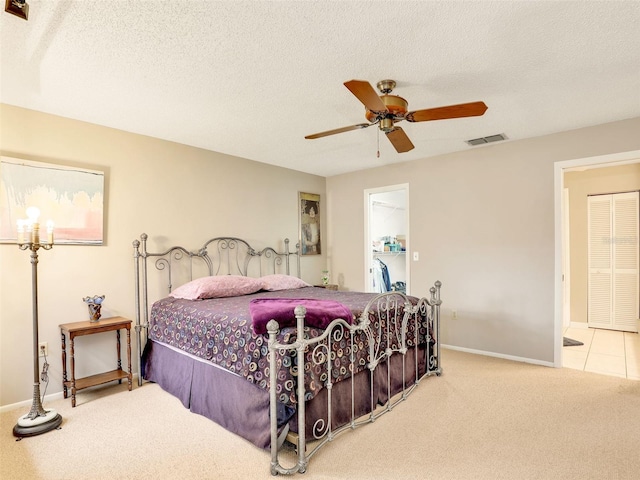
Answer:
xmin=413 ymin=252 xmax=419 ymax=261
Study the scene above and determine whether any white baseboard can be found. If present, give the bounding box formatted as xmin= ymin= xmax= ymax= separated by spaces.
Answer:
xmin=0 ymin=373 xmax=139 ymax=414
xmin=441 ymin=344 xmax=555 ymax=368
xmin=0 ymin=391 xmax=64 ymax=414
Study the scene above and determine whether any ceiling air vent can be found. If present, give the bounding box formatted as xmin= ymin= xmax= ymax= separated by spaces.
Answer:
xmin=466 ymin=133 xmax=507 ymax=146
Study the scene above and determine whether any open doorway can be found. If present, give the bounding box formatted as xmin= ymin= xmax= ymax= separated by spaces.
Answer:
xmin=555 ymin=150 xmax=640 ymax=370
xmin=364 ymin=184 xmax=409 ymax=295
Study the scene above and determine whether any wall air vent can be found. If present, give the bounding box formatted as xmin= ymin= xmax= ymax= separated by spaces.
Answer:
xmin=466 ymin=133 xmax=507 ymax=146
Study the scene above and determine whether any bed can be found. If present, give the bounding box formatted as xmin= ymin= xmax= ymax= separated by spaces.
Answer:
xmin=133 ymin=233 xmax=442 ymax=475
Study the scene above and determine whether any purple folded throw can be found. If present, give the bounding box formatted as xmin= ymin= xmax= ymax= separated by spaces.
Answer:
xmin=250 ymin=298 xmax=354 ymax=334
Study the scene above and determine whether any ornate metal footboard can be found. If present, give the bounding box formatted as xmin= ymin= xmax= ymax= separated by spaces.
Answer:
xmin=267 ymin=281 xmax=442 ymax=475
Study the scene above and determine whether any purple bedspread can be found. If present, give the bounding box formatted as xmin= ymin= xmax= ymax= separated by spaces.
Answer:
xmin=249 ymin=298 xmax=353 ymax=334
xmin=148 ymin=287 xmax=428 ymax=405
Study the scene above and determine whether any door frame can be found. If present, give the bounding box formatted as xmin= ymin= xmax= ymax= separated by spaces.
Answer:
xmin=364 ymin=183 xmax=410 ymax=294
xmin=554 ymin=149 xmax=640 ymax=367
xmin=562 ymin=187 xmax=571 ymax=328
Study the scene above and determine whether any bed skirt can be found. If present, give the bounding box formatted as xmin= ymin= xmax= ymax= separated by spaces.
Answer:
xmin=143 ymin=339 xmax=429 ymax=449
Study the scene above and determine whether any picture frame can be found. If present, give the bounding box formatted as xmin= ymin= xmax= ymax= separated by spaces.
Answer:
xmin=0 ymin=156 xmax=105 ymax=245
xmin=299 ymin=192 xmax=321 ymax=255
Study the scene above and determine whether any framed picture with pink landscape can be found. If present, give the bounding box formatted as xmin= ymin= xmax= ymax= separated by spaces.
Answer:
xmin=0 ymin=156 xmax=105 ymax=245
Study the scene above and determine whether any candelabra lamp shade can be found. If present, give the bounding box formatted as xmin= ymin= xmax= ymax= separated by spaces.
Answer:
xmin=13 ymin=207 xmax=62 ymax=438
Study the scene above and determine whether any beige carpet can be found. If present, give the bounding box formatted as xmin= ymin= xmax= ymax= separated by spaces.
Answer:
xmin=2 ymin=349 xmax=639 ymax=480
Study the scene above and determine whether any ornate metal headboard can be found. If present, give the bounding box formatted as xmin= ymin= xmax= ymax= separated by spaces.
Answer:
xmin=132 ymin=233 xmax=300 ymax=384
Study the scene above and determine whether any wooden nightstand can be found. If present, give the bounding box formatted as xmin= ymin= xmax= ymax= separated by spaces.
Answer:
xmin=59 ymin=316 xmax=132 ymax=407
xmin=314 ymin=284 xmax=339 ymax=291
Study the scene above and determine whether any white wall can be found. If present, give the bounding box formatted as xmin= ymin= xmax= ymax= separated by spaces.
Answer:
xmin=0 ymin=104 xmax=326 ymax=407
xmin=327 ymin=117 xmax=640 ymax=365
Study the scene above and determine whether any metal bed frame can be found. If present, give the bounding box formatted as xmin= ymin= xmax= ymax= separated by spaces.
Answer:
xmin=132 ymin=233 xmax=299 ymax=386
xmin=132 ymin=233 xmax=441 ymax=476
xmin=267 ymin=285 xmax=441 ymax=475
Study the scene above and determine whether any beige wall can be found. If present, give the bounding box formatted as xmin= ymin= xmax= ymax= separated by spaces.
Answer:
xmin=564 ymin=164 xmax=640 ymax=324
xmin=327 ymin=117 xmax=640 ymax=364
xmin=3 ymin=102 xmax=640 ymax=408
xmin=0 ymin=104 xmax=325 ymax=407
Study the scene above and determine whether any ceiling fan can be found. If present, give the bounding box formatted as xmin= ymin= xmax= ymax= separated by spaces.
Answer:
xmin=305 ymin=79 xmax=488 ymax=153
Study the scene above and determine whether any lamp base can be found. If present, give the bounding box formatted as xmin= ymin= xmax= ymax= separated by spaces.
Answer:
xmin=13 ymin=409 xmax=62 ymax=438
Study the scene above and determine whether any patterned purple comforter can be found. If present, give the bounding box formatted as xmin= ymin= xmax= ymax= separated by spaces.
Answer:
xmin=148 ymin=287 xmax=428 ymax=406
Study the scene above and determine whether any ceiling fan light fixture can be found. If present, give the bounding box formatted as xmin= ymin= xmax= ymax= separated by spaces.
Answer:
xmin=380 ymin=118 xmax=394 ymax=132
xmin=305 ymin=79 xmax=489 ymax=155
xmin=376 ymin=79 xmax=396 ymax=94
xmin=365 ymin=94 xmax=408 ymax=123
xmin=4 ymin=0 xmax=28 ymax=20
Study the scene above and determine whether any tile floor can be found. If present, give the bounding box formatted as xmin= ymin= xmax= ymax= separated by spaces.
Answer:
xmin=563 ymin=326 xmax=640 ymax=380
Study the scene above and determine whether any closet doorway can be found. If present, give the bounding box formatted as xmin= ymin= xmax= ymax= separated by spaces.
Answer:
xmin=364 ymin=184 xmax=410 ymax=295
xmin=555 ymin=150 xmax=640 ymax=368
xmin=587 ymin=191 xmax=639 ymax=332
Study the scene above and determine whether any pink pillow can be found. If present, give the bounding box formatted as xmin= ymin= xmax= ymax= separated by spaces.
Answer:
xmin=169 ymin=275 xmax=263 ymax=300
xmin=260 ymin=274 xmax=311 ymax=291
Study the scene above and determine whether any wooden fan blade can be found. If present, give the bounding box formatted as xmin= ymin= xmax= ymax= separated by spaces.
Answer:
xmin=386 ymin=127 xmax=415 ymax=153
xmin=406 ymin=101 xmax=488 ymax=122
xmin=344 ymin=80 xmax=389 ymax=114
xmin=305 ymin=123 xmax=372 ymax=139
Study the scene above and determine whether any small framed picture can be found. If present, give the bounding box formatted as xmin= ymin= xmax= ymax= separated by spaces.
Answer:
xmin=299 ymin=192 xmax=321 ymax=255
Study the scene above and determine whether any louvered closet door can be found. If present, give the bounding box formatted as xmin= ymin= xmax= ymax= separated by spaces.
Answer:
xmin=613 ymin=192 xmax=639 ymax=331
xmin=588 ymin=192 xmax=639 ymax=332
xmin=588 ymin=195 xmax=613 ymax=328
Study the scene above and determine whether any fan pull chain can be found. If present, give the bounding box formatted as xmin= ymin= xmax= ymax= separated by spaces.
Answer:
xmin=377 ymin=128 xmax=380 ymax=158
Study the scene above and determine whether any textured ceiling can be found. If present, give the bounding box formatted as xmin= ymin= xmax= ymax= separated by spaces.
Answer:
xmin=1 ymin=1 xmax=639 ymax=177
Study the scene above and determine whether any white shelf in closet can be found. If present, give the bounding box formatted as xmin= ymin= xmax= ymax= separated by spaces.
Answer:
xmin=373 ymin=251 xmax=406 ymax=257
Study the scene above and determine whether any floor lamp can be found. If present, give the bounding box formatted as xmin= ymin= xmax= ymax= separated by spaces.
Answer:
xmin=13 ymin=207 xmax=62 ymax=438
